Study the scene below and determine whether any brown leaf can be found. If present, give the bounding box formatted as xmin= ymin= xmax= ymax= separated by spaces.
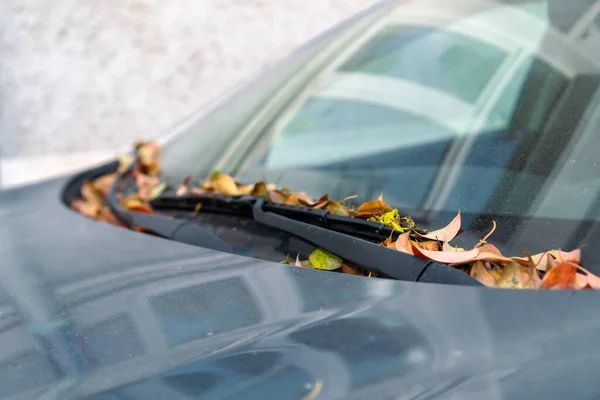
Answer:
xmin=394 ymin=232 xmax=414 ymax=254
xmin=495 ymin=261 xmax=538 ymax=289
xmin=136 ymin=141 xmax=161 ymax=176
xmin=293 ymin=191 xmax=314 ymax=205
xmin=118 ymin=154 xmax=135 ymax=173
xmin=93 ymin=174 xmax=115 ymax=198
xmin=251 ymin=181 xmax=269 ymax=197
xmin=122 ymin=196 xmax=153 ymax=214
xmin=312 ymin=195 xmax=330 ymax=209
xmin=80 ymin=181 xmax=105 ymax=211
xmin=285 ymin=195 xmax=301 ymax=206
xmin=356 ymin=194 xmax=393 ymax=218
xmin=71 ymin=199 xmax=100 ymax=218
xmin=470 ymin=260 xmax=498 ymax=287
xmin=415 ymin=240 xmax=440 ymax=251
xmin=342 ymin=263 xmax=364 ymax=276
xmin=269 ymin=190 xmax=287 ymax=204
xmin=211 ymin=173 xmax=240 ymax=195
xmin=539 ymin=262 xmax=577 ymax=289
xmin=411 ymin=245 xmax=480 ymax=264
xmin=513 ymin=249 xmax=581 ymax=271
xmin=176 ymin=176 xmax=191 ymax=196
xmin=574 ymin=266 xmax=600 ymax=289
xmin=418 ymin=211 xmax=461 ymax=241
xmin=326 ymin=201 xmax=350 ymax=216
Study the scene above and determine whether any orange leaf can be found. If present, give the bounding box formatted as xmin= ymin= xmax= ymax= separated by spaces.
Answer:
xmin=539 ymin=262 xmax=577 ymax=289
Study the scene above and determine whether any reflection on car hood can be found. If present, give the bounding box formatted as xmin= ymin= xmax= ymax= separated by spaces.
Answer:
xmin=0 ymin=177 xmax=600 ymax=400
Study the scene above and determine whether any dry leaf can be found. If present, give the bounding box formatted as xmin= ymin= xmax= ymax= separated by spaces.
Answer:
xmin=418 ymin=211 xmax=461 ymax=241
xmin=411 ymin=244 xmax=480 ymax=264
xmin=539 ymin=262 xmax=577 ymax=289
xmin=309 ymin=249 xmax=342 ymax=270
xmin=342 ymin=263 xmax=364 ymax=276
xmin=470 ymin=260 xmax=498 ymax=287
xmin=495 ymin=261 xmax=537 ymax=289
xmin=356 ymin=194 xmax=393 ymax=218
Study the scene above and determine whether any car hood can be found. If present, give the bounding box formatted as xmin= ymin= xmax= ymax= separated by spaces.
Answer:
xmin=1 ymin=174 xmax=600 ymax=400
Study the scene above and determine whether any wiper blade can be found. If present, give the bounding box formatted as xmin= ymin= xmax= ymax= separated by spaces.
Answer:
xmin=153 ymin=194 xmax=481 ymax=286
xmin=107 ymin=176 xmax=232 ymax=253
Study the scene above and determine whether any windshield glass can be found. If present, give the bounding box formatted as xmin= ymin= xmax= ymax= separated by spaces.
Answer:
xmin=162 ymin=0 xmax=600 ymax=266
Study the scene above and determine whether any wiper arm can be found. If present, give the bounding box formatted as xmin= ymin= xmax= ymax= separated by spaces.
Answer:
xmin=153 ymin=194 xmax=481 ymax=286
xmin=251 ymin=198 xmax=480 ymax=285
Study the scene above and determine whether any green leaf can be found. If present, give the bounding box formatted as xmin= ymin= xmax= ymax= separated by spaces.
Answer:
xmin=309 ymin=249 xmax=342 ymax=270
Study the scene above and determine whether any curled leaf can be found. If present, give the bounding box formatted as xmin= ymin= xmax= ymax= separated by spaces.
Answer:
xmin=411 ymin=244 xmax=480 ymax=264
xmin=539 ymin=262 xmax=577 ymax=289
xmin=418 ymin=211 xmax=461 ymax=241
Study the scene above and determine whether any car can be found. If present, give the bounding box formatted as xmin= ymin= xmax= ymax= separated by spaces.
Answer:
xmin=2 ymin=0 xmax=600 ymax=398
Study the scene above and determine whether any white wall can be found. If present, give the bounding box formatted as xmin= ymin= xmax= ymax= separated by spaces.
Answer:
xmin=0 ymin=0 xmax=370 ymax=187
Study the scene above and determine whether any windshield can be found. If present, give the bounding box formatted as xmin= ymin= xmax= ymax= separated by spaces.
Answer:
xmin=161 ymin=0 xmax=600 ymax=267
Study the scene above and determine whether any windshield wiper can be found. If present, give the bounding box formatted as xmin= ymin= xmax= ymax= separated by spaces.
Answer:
xmin=150 ymin=194 xmax=481 ymax=286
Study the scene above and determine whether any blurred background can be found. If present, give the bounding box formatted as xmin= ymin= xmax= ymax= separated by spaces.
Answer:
xmin=0 ymin=0 xmax=368 ymax=188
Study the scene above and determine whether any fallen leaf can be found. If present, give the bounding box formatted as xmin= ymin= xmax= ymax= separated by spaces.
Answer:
xmin=309 ymin=248 xmax=342 ymax=270
xmin=470 ymin=260 xmax=498 ymax=287
xmin=418 ymin=211 xmax=461 ymax=241
xmin=212 ymin=173 xmax=240 ymax=195
xmin=251 ymin=180 xmax=269 ymax=197
xmin=412 ymin=244 xmax=480 ymax=264
xmin=356 ymin=194 xmax=393 ymax=218
xmin=81 ymin=181 xmax=104 ymax=208
xmin=176 ymin=176 xmax=191 ymax=196
xmin=415 ymin=240 xmax=440 ymax=251
xmin=395 ymin=232 xmax=414 ymax=254
xmin=269 ymin=190 xmax=287 ymax=204
xmin=495 ymin=261 xmax=538 ymax=289
xmin=342 ymin=263 xmax=364 ymax=276
xmin=326 ymin=201 xmax=350 ymax=216
xmin=539 ymin=262 xmax=577 ymax=289
xmin=148 ymin=182 xmax=168 ymax=200
xmin=93 ymin=174 xmax=115 ymax=198
xmin=136 ymin=141 xmax=161 ymax=176
xmin=513 ymin=249 xmax=581 ymax=271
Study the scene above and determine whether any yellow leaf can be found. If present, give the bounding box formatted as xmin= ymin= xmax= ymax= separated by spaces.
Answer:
xmin=309 ymin=249 xmax=342 ymax=271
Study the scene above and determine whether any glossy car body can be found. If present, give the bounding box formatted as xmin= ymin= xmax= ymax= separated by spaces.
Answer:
xmin=2 ymin=1 xmax=600 ymax=399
